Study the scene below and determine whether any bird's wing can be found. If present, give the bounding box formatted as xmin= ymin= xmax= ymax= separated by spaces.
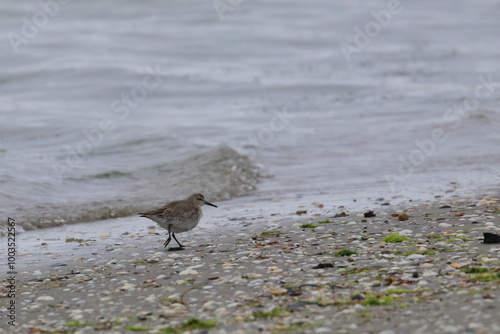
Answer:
xmin=139 ymin=205 xmax=170 ymax=218
xmin=164 ymin=203 xmax=197 ymax=219
xmin=139 ymin=201 xmax=182 ymax=217
xmin=139 ymin=200 xmax=196 ymax=219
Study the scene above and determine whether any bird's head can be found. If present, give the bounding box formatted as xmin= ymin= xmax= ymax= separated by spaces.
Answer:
xmin=190 ymin=193 xmax=217 ymax=208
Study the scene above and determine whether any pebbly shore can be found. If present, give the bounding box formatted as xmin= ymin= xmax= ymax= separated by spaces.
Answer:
xmin=1 ymin=194 xmax=500 ymax=334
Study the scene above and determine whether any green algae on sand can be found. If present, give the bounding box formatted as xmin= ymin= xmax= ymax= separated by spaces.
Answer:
xmin=383 ymin=234 xmax=410 ymax=243
xmin=300 ymin=223 xmax=319 ymax=228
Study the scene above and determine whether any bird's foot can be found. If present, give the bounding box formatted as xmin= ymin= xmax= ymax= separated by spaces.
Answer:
xmin=163 ymin=238 xmax=172 ymax=248
xmin=167 ymin=246 xmax=185 ymax=252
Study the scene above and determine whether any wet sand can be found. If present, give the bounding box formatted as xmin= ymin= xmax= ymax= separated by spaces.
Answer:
xmin=1 ymin=193 xmax=500 ymax=334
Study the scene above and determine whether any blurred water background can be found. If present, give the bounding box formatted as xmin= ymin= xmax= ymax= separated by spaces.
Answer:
xmin=0 ymin=0 xmax=499 ymax=232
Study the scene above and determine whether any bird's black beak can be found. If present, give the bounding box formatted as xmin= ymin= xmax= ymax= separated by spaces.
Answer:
xmin=205 ymin=201 xmax=217 ymax=208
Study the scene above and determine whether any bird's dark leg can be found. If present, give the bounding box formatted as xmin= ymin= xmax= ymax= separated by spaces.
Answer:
xmin=164 ymin=226 xmax=184 ymax=251
xmin=172 ymin=233 xmax=184 ymax=249
xmin=163 ymin=226 xmax=172 ymax=248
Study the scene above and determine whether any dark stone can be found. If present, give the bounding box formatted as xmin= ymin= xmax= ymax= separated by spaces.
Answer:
xmin=471 ymin=221 xmax=480 ymax=224
xmin=439 ymin=205 xmax=451 ymax=209
xmin=49 ymin=263 xmax=67 ymax=267
xmin=484 ymin=233 xmax=500 ymax=244
xmin=351 ymin=294 xmax=365 ymax=300
xmin=381 ymin=202 xmax=390 ymax=206
xmin=287 ymin=289 xmax=302 ymax=297
xmin=312 ymin=263 xmax=335 ymax=269
xmin=364 ymin=210 xmax=376 ymax=218
xmin=412 ymin=271 xmax=419 ymax=278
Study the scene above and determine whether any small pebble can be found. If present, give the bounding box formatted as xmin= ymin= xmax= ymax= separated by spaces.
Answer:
xmin=36 ymin=296 xmax=55 ymax=301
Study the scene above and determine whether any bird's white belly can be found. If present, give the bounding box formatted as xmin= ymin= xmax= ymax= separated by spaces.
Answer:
xmin=153 ymin=215 xmax=202 ymax=233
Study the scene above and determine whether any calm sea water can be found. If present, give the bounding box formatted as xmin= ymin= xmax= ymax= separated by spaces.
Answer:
xmin=1 ymin=0 xmax=499 ymax=233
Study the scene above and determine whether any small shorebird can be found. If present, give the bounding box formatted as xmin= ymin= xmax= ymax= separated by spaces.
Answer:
xmin=139 ymin=193 xmax=217 ymax=250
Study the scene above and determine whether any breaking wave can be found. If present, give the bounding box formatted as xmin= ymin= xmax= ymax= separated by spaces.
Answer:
xmin=0 ymin=145 xmax=267 ymax=234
